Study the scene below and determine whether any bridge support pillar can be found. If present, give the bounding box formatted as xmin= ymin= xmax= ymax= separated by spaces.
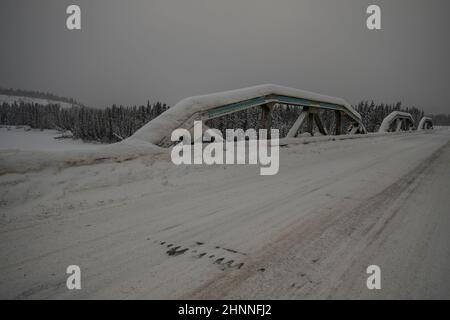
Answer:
xmin=314 ymin=114 xmax=328 ymax=135
xmin=349 ymin=124 xmax=359 ymax=134
xmin=395 ymin=119 xmax=403 ymax=132
xmin=287 ymin=110 xmax=308 ymax=138
xmin=262 ymin=104 xmax=273 ymax=139
xmin=335 ymin=110 xmax=342 ymax=135
xmin=307 ymin=111 xmax=315 ymax=136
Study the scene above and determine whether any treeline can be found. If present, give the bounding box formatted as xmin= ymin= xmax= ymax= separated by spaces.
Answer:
xmin=206 ymin=105 xmax=302 ymax=138
xmin=0 ymin=87 xmax=82 ymax=106
xmin=431 ymin=114 xmax=450 ymax=126
xmin=354 ymin=101 xmax=425 ymax=132
xmin=0 ymin=101 xmax=169 ymax=143
xmin=1 ymin=99 xmax=448 ymax=143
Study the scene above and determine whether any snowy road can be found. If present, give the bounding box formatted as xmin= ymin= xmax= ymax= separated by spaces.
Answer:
xmin=1 ymin=129 xmax=450 ymax=299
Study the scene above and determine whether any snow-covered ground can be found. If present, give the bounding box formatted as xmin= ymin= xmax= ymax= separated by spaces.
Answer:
xmin=0 ymin=95 xmax=78 ymax=109
xmin=0 ymin=128 xmax=450 ymax=299
xmin=0 ymin=126 xmax=100 ymax=151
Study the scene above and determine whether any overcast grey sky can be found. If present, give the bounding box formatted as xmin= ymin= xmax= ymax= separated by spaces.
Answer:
xmin=1 ymin=0 xmax=449 ymax=113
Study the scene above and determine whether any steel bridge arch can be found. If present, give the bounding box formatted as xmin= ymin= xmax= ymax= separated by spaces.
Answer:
xmin=128 ymin=84 xmax=367 ymax=147
xmin=418 ymin=117 xmax=433 ymax=130
xmin=378 ymin=111 xmax=415 ymax=133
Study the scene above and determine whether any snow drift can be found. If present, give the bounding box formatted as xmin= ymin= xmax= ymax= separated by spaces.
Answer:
xmin=0 ymin=137 xmax=167 ymax=175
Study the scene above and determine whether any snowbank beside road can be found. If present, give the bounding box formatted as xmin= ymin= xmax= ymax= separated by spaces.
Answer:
xmin=0 ymin=127 xmax=166 ymax=174
xmin=1 ymin=125 xmax=442 ymax=175
xmin=0 ymin=126 xmax=99 ymax=151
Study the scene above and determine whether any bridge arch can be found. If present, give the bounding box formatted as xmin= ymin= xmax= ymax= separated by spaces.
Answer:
xmin=378 ymin=111 xmax=415 ymax=133
xmin=129 ymin=84 xmax=367 ymax=147
xmin=418 ymin=117 xmax=433 ymax=130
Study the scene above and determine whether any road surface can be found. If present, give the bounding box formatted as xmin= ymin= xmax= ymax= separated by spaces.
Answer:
xmin=1 ymin=129 xmax=450 ymax=299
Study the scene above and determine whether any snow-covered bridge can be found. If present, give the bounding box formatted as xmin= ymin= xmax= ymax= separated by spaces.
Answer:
xmin=418 ymin=117 xmax=433 ymax=130
xmin=129 ymin=84 xmax=367 ymax=147
xmin=378 ymin=111 xmax=416 ymax=133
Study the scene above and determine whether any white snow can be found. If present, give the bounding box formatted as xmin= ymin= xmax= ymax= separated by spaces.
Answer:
xmin=1 ymin=128 xmax=449 ymax=299
xmin=0 ymin=126 xmax=166 ymax=174
xmin=0 ymin=126 xmax=98 ymax=151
